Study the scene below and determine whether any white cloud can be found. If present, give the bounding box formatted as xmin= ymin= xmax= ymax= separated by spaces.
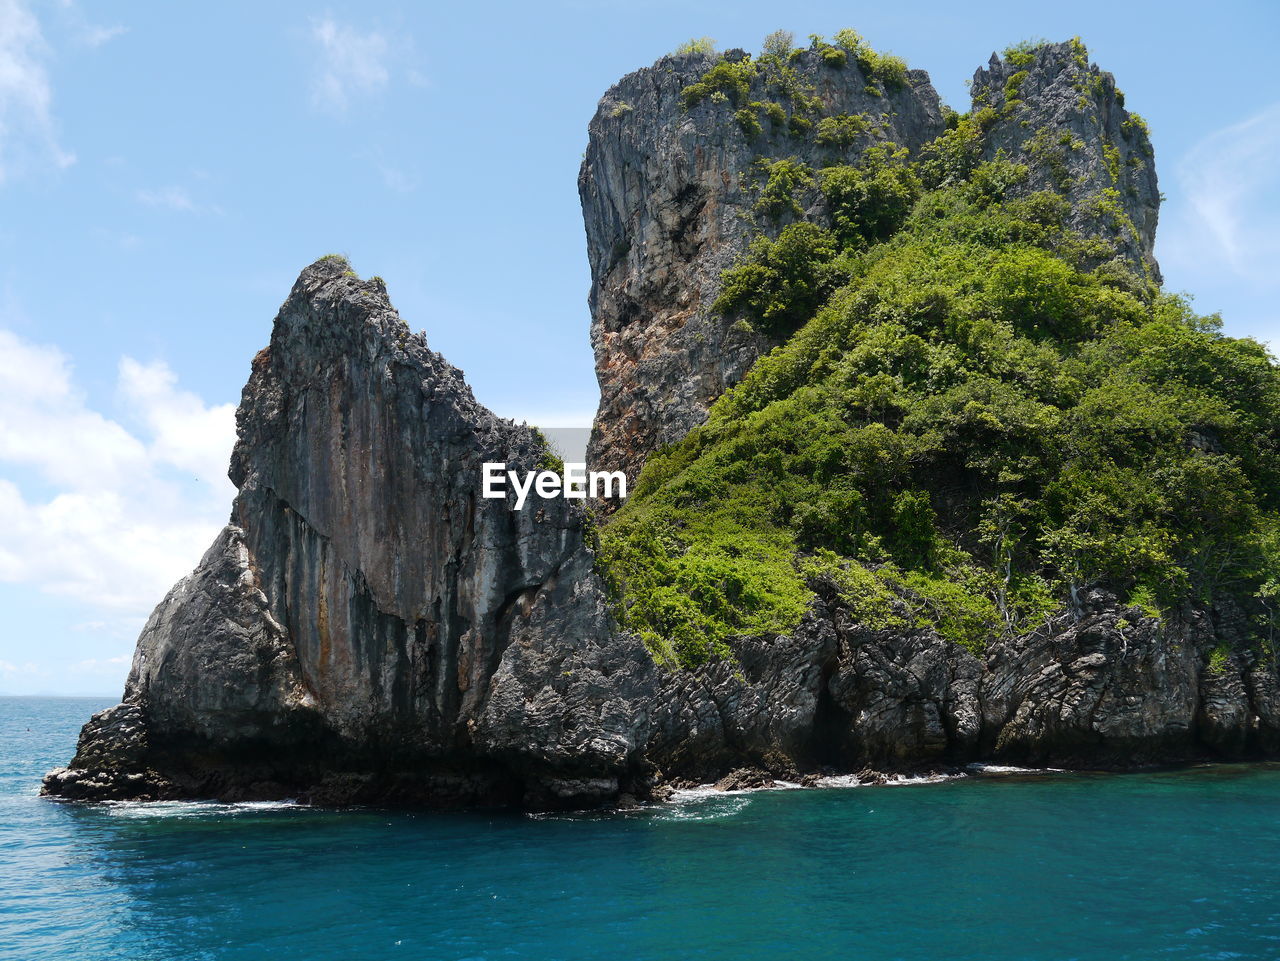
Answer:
xmin=52 ymin=0 xmax=126 ymax=48
xmin=0 ymin=0 xmax=76 ymax=182
xmin=310 ymin=17 xmax=392 ymax=112
xmin=0 ymin=329 xmax=236 ymax=616
xmin=135 ymin=185 xmax=221 ymax=215
xmin=118 ymin=357 xmax=237 ymax=485
xmin=135 ymin=185 xmax=194 ymax=212
xmin=1163 ymin=103 xmax=1280 ymax=286
xmin=77 ymin=24 xmax=125 ymax=48
xmin=0 ymin=659 xmax=43 ymax=677
xmin=70 ymin=654 xmax=129 ymax=676
xmin=375 ymin=160 xmax=415 ymax=193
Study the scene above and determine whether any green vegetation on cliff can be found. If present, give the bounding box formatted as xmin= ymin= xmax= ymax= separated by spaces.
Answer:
xmin=598 ymin=127 xmax=1280 ymax=668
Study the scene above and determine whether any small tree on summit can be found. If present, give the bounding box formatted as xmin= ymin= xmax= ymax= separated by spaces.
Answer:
xmin=674 ymin=37 xmax=716 ymax=56
xmin=762 ymin=29 xmax=795 ymax=59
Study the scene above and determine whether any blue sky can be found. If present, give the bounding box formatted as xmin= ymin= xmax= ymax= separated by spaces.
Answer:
xmin=1 ymin=0 xmax=1277 ymax=695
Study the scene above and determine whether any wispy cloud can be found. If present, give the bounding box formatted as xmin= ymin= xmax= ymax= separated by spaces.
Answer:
xmin=1163 ymin=102 xmax=1280 ymax=286
xmin=53 ymin=0 xmax=127 ymax=48
xmin=70 ymin=654 xmax=130 ymax=676
xmin=0 ymin=659 xmax=42 ymax=677
xmin=134 ymin=185 xmax=221 ymax=215
xmin=310 ymin=16 xmax=392 ymax=112
xmin=79 ymin=23 xmax=126 ymax=48
xmin=366 ymin=147 xmax=416 ymax=192
xmin=376 ymin=161 xmax=415 ymax=193
xmin=94 ymin=226 xmax=142 ymax=250
xmin=0 ymin=328 xmax=237 ymax=616
xmin=0 ymin=0 xmax=76 ymax=183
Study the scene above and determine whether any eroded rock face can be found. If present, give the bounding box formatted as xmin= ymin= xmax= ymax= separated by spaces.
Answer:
xmin=983 ymin=591 xmax=1280 ymax=767
xmin=580 ymin=48 xmax=947 ymax=484
xmin=974 ymin=40 xmax=1161 ymax=281
xmin=983 ymin=592 xmax=1202 ymax=766
xmin=44 ymin=42 xmax=1274 ymax=811
xmin=826 ymin=611 xmax=984 ymax=765
xmin=45 ymin=258 xmax=658 ymax=808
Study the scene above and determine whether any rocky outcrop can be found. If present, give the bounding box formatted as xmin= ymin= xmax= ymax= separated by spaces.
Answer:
xmin=580 ymin=46 xmax=948 ymax=484
xmin=973 ymin=40 xmax=1161 ymax=281
xmin=984 ymin=592 xmax=1280 ymax=766
xmin=43 ymin=257 xmax=1280 ymax=805
xmin=652 ymin=588 xmax=1280 ymax=781
xmin=45 ymin=258 xmax=659 ymax=809
xmin=582 ymin=40 xmax=1161 ymax=483
xmin=45 ymin=39 xmax=1273 ymax=811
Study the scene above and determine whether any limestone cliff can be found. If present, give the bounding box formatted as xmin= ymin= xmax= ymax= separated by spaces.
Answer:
xmin=44 ymin=38 xmax=1278 ymax=810
xmin=45 ymin=259 xmax=658 ymax=808
xmin=582 ymin=39 xmax=1160 ymax=482
xmin=580 ymin=46 xmax=947 ymax=483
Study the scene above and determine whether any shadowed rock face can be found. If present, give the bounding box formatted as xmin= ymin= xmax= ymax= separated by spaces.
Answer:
xmin=44 ymin=42 xmax=1278 ymax=811
xmin=45 ymin=259 xmax=660 ymax=808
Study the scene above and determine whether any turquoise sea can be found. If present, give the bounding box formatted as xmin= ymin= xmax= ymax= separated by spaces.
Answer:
xmin=2 ymin=697 xmax=1279 ymax=960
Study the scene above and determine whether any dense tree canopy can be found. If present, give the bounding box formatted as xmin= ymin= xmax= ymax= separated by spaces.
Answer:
xmin=598 ymin=142 xmax=1280 ymax=668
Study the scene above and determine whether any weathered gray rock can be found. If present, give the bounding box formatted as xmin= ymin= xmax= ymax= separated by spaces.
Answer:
xmin=45 ymin=258 xmax=659 ymax=808
xmin=713 ymin=768 xmax=775 ymax=791
xmin=826 ymin=609 xmax=984 ymax=764
xmin=647 ymin=602 xmax=839 ymax=778
xmin=974 ymin=40 xmax=1161 ymax=282
xmin=982 ymin=591 xmax=1199 ymax=766
xmin=42 ymin=703 xmax=169 ymax=801
xmin=125 ymin=524 xmax=315 ymax=745
xmin=580 ymin=47 xmax=948 ymax=484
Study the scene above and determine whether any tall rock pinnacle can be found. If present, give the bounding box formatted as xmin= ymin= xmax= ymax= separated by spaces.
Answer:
xmin=580 ymin=38 xmax=1160 ymax=485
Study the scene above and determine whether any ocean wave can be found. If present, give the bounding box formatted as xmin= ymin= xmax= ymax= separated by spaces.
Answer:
xmin=669 ymin=765 xmax=1062 ymax=798
xmin=965 ymin=763 xmax=1063 ymax=775
xmin=657 ymin=794 xmax=753 ymax=821
xmin=668 ymin=779 xmax=805 ymax=802
xmin=815 ymin=772 xmax=960 ymax=789
xmin=97 ymin=799 xmax=302 ymax=819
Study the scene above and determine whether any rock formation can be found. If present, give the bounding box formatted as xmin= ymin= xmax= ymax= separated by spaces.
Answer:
xmin=45 ymin=259 xmax=658 ymax=808
xmin=44 ymin=39 xmax=1278 ymax=809
xmin=580 ymin=46 xmax=947 ymax=483
xmin=580 ymin=39 xmax=1160 ymax=484
xmin=974 ymin=40 xmax=1161 ymax=282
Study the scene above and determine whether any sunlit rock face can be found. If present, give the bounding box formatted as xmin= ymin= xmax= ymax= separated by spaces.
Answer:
xmin=47 ymin=41 xmax=1280 ymax=812
xmin=579 ymin=47 xmax=948 ymax=485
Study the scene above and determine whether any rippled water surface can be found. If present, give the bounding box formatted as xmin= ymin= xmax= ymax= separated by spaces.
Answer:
xmin=3 ymin=697 xmax=1279 ymax=960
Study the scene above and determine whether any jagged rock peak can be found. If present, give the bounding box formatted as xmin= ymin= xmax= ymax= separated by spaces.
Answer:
xmin=973 ymin=38 xmax=1161 ymax=281
xmin=45 ymin=257 xmax=658 ymax=809
xmin=580 ymin=39 xmax=948 ymax=485
xmin=582 ymin=36 xmax=1163 ymax=487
